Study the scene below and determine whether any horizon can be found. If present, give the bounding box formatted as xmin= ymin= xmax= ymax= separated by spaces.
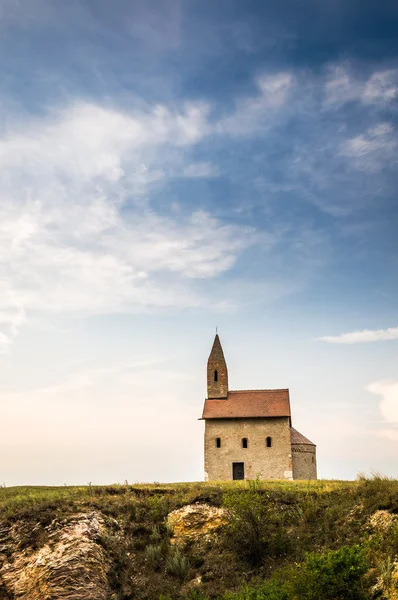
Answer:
xmin=1 ymin=0 xmax=398 ymax=486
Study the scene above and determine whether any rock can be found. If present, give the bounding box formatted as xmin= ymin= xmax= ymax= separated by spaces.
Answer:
xmin=0 ymin=512 xmax=110 ymax=600
xmin=369 ymin=510 xmax=397 ymax=531
xmin=181 ymin=575 xmax=203 ymax=596
xmin=167 ymin=504 xmax=227 ymax=545
xmin=371 ymin=559 xmax=398 ymax=600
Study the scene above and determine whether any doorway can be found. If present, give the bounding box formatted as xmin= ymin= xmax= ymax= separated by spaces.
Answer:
xmin=232 ymin=462 xmax=244 ymax=480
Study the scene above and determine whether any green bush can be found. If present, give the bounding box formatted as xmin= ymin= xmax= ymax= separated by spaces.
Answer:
xmin=223 ymin=488 xmax=291 ymax=566
xmin=165 ymin=547 xmax=191 ymax=580
xmin=224 ymin=578 xmax=289 ymax=600
xmin=224 ymin=545 xmax=369 ymax=600
xmin=289 ymin=544 xmax=369 ymax=600
xmin=145 ymin=543 xmax=163 ymax=570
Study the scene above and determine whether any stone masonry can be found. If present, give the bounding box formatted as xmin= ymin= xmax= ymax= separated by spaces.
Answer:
xmin=204 ymin=417 xmax=292 ymax=481
xmin=201 ymin=334 xmax=317 ymax=481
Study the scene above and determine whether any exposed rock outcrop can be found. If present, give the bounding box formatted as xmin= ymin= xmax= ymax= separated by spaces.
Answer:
xmin=0 ymin=512 xmax=109 ymax=600
xmin=167 ymin=503 xmax=227 ymax=545
xmin=369 ymin=509 xmax=397 ymax=531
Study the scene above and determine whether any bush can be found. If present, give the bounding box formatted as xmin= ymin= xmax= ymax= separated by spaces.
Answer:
xmin=224 ymin=545 xmax=369 ymax=600
xmin=223 ymin=488 xmax=291 ymax=566
xmin=165 ymin=547 xmax=191 ymax=580
xmin=145 ymin=543 xmax=163 ymax=570
xmin=224 ymin=578 xmax=289 ymax=600
xmin=289 ymin=544 xmax=369 ymax=600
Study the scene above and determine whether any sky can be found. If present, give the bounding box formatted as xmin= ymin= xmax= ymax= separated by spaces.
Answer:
xmin=1 ymin=0 xmax=398 ymax=485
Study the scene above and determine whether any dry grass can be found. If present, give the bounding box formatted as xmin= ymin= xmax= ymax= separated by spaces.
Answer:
xmin=1 ymin=477 xmax=398 ymax=599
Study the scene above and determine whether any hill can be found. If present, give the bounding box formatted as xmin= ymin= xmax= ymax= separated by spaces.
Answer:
xmin=0 ymin=477 xmax=397 ymax=599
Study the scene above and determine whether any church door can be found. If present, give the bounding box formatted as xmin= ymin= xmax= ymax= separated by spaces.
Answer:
xmin=232 ymin=462 xmax=244 ymax=480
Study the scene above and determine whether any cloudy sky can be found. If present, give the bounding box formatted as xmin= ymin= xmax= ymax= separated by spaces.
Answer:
xmin=1 ymin=0 xmax=398 ymax=485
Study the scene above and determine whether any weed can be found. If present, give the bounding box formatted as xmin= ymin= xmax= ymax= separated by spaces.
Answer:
xmin=165 ymin=547 xmax=191 ymax=580
xmin=150 ymin=524 xmax=162 ymax=542
xmin=223 ymin=487 xmax=292 ymax=566
xmin=145 ymin=543 xmax=163 ymax=570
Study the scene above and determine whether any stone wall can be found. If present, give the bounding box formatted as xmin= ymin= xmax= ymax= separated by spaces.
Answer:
xmin=291 ymin=443 xmax=317 ymax=480
xmin=207 ymin=335 xmax=228 ymax=399
xmin=204 ymin=417 xmax=292 ymax=481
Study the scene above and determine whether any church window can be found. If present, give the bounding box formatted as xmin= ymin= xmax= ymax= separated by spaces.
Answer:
xmin=216 ymin=437 xmax=221 ymax=448
xmin=242 ymin=437 xmax=248 ymax=449
xmin=214 ymin=370 xmax=218 ymax=382
xmin=266 ymin=436 xmax=272 ymax=448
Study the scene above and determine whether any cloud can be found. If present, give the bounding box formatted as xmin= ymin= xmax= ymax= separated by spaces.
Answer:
xmin=317 ymin=326 xmax=398 ymax=344
xmin=0 ymin=101 xmax=257 ymax=350
xmin=367 ymin=380 xmax=398 ymax=425
xmin=324 ymin=65 xmax=398 ymax=107
xmin=216 ymin=72 xmax=294 ymax=136
xmin=179 ymin=162 xmax=219 ymax=178
xmin=237 ymin=64 xmax=398 ymax=217
xmin=2 ymin=62 xmax=396 ymax=350
xmin=363 ymin=70 xmax=398 ymax=104
xmin=324 ymin=65 xmax=364 ymax=106
xmin=339 ymin=123 xmax=397 ymax=171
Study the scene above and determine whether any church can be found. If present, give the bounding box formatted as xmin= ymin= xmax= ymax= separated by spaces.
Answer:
xmin=201 ymin=334 xmax=317 ymax=481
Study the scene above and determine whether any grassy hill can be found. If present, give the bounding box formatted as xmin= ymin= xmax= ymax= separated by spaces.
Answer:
xmin=1 ymin=477 xmax=398 ymax=599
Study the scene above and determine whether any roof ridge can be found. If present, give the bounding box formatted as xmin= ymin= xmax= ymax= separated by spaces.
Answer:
xmin=229 ymin=388 xmax=289 ymax=393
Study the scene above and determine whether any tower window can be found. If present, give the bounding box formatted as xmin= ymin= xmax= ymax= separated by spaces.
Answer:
xmin=214 ymin=370 xmax=218 ymax=382
xmin=216 ymin=437 xmax=221 ymax=448
xmin=266 ymin=437 xmax=272 ymax=448
xmin=242 ymin=437 xmax=248 ymax=449
xmin=312 ymin=456 xmax=315 ymax=464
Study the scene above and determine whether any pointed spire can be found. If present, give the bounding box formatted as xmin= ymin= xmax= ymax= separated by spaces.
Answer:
xmin=207 ymin=333 xmax=228 ymax=399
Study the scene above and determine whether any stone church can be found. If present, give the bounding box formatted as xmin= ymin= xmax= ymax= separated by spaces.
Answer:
xmin=201 ymin=334 xmax=317 ymax=481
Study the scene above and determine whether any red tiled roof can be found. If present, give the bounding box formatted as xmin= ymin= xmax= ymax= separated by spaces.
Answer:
xmin=290 ymin=427 xmax=315 ymax=446
xmin=202 ymin=389 xmax=291 ymax=419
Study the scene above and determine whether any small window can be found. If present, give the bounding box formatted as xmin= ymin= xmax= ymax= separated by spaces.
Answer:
xmin=312 ymin=456 xmax=315 ymax=464
xmin=242 ymin=437 xmax=248 ymax=449
xmin=266 ymin=436 xmax=272 ymax=448
xmin=216 ymin=437 xmax=221 ymax=448
xmin=214 ymin=370 xmax=218 ymax=382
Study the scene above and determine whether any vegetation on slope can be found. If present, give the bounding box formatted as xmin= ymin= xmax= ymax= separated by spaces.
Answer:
xmin=0 ymin=476 xmax=398 ymax=599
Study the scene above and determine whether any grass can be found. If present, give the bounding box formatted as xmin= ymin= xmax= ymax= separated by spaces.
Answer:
xmin=1 ymin=477 xmax=398 ymax=599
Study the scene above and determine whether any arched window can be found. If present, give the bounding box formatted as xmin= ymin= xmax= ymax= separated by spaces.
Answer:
xmin=266 ymin=436 xmax=272 ymax=448
xmin=216 ymin=437 xmax=221 ymax=448
xmin=242 ymin=437 xmax=248 ymax=449
xmin=312 ymin=456 xmax=315 ymax=464
xmin=214 ymin=370 xmax=218 ymax=382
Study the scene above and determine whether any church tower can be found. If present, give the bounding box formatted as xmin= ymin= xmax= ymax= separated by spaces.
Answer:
xmin=207 ymin=334 xmax=228 ymax=399
xmin=201 ymin=333 xmax=317 ymax=481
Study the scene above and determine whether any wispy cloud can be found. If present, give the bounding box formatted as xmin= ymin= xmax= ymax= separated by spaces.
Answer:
xmin=0 ymin=101 xmax=257 ymax=350
xmin=179 ymin=162 xmax=219 ymax=178
xmin=317 ymin=326 xmax=398 ymax=344
xmin=324 ymin=65 xmax=398 ymax=107
xmin=216 ymin=72 xmax=294 ymax=136
xmin=339 ymin=123 xmax=397 ymax=171
xmin=2 ymin=59 xmax=397 ymax=351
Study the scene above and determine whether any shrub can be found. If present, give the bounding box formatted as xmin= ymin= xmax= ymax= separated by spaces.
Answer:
xmin=150 ymin=524 xmax=162 ymax=542
xmin=290 ymin=544 xmax=369 ymax=600
xmin=224 ymin=578 xmax=289 ymax=600
xmin=223 ymin=489 xmax=291 ymax=566
xmin=165 ymin=547 xmax=191 ymax=580
xmin=145 ymin=543 xmax=163 ymax=570
xmin=224 ymin=545 xmax=369 ymax=600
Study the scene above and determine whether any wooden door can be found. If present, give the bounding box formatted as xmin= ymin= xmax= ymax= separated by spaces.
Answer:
xmin=232 ymin=462 xmax=244 ymax=480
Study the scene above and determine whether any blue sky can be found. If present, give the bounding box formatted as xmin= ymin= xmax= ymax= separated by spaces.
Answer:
xmin=1 ymin=0 xmax=398 ymax=485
